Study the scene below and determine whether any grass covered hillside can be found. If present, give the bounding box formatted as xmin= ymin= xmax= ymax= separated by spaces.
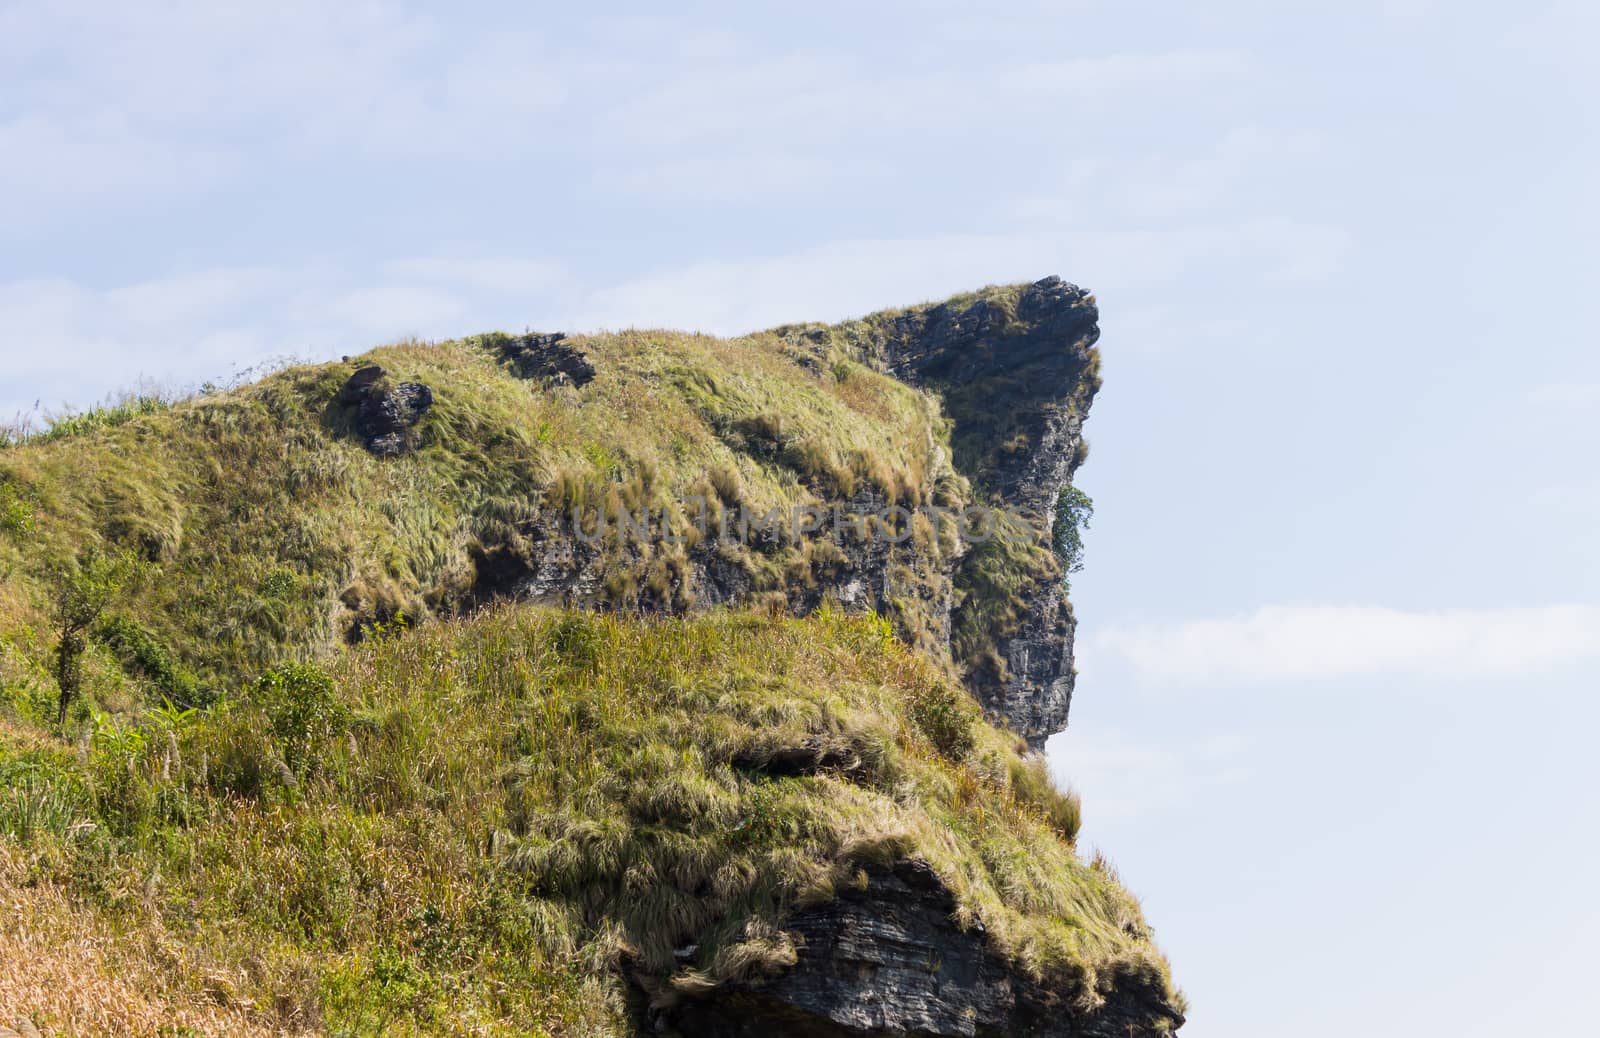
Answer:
xmin=0 ymin=323 xmax=962 ymax=698
xmin=1 ymin=607 xmax=1171 ymax=1035
xmin=0 ymin=283 xmax=1179 ymax=1035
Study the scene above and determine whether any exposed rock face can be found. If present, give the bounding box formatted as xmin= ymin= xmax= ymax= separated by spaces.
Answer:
xmin=655 ymin=861 xmax=1182 ymax=1038
xmin=337 ymin=365 xmax=434 ymax=457
xmin=631 ymin=282 xmax=1162 ymax=1036
xmin=497 ymin=331 xmax=596 ymax=386
xmin=865 ymin=276 xmax=1101 ymax=745
xmin=466 ymin=490 xmax=955 ymax=656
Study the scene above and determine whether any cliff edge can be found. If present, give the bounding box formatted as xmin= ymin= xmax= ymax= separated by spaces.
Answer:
xmin=0 ymin=278 xmax=1180 ymax=1036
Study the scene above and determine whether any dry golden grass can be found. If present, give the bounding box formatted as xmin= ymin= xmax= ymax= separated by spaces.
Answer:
xmin=0 ymin=847 xmax=296 ymax=1037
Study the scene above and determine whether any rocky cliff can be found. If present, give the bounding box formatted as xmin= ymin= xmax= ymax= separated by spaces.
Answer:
xmin=837 ymin=274 xmax=1101 ymax=745
xmin=0 ymin=278 xmax=1179 ymax=1037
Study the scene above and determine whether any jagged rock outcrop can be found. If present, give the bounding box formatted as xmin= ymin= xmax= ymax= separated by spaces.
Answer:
xmin=466 ymin=489 xmax=956 ymax=657
xmin=654 ymin=861 xmax=1182 ymax=1038
xmin=496 ymin=331 xmax=596 ymax=386
xmin=854 ymin=275 xmax=1101 ymax=745
xmin=337 ymin=365 xmax=434 ymax=457
xmin=632 ymin=280 xmax=1148 ymax=1036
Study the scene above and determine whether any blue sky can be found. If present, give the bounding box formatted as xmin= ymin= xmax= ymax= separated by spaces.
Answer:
xmin=4 ymin=2 xmax=1597 ymax=1033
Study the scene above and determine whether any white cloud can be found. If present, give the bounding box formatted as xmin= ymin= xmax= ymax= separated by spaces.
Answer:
xmin=599 ymin=153 xmax=892 ymax=202
xmin=1004 ymin=51 xmax=1248 ymax=96
xmin=324 ymin=286 xmax=469 ymax=335
xmin=0 ymin=1 xmax=566 ymax=220
xmin=105 ymin=268 xmax=290 ymax=326
xmin=381 ymin=258 xmax=569 ymax=297
xmin=1089 ymin=604 xmax=1600 ymax=685
xmin=600 ymin=48 xmax=1249 ymax=151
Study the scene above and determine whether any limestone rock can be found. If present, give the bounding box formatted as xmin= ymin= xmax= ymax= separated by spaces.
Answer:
xmin=869 ymin=275 xmax=1101 ymax=744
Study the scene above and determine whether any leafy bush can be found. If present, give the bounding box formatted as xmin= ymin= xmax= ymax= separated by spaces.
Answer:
xmin=47 ymin=548 xmax=143 ymax=724
xmin=255 ymin=661 xmax=347 ymax=775
xmin=1052 ymin=484 xmax=1093 ymax=588
xmin=1049 ymin=483 xmax=1088 ymax=588
xmin=906 ymin=678 xmax=977 ymax=759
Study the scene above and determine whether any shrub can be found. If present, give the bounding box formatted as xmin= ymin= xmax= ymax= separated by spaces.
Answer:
xmin=906 ymin=679 xmax=977 ymax=759
xmin=46 ymin=548 xmax=143 ymax=725
xmin=1052 ymin=484 xmax=1093 ymax=588
xmin=255 ymin=662 xmax=347 ymax=776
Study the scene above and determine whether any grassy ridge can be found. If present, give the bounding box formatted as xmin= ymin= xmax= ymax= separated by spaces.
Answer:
xmin=1 ymin=606 xmax=1169 ymax=1036
xmin=0 ymin=327 xmax=960 ymax=705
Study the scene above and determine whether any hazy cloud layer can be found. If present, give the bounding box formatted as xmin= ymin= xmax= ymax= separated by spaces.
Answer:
xmin=1090 ymin=604 xmax=1600 ymax=684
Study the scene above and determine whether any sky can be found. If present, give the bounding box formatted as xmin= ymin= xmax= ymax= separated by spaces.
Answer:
xmin=3 ymin=1 xmax=1598 ymax=1033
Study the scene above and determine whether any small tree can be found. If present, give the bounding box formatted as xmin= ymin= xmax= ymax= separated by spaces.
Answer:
xmin=48 ymin=548 xmax=138 ymax=725
xmin=1051 ymin=485 xmax=1094 ymax=589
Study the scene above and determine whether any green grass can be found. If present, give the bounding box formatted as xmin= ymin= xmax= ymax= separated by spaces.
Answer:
xmin=1 ymin=606 xmax=1171 ymax=1035
xmin=1 ymin=393 xmax=176 ymax=449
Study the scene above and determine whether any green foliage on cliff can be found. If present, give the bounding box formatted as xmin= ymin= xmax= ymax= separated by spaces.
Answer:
xmin=1053 ymin=484 xmax=1094 ymax=588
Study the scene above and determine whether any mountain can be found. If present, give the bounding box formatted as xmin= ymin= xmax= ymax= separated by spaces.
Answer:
xmin=0 ymin=277 xmax=1183 ymax=1036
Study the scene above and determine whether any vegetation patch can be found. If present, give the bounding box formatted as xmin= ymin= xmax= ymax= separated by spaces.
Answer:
xmin=0 ymin=607 xmax=1170 ymax=1035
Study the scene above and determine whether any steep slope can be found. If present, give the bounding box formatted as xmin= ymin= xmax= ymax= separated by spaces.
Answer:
xmin=0 ymin=278 xmax=1182 ymax=1036
xmin=778 ymin=275 xmax=1101 ymax=744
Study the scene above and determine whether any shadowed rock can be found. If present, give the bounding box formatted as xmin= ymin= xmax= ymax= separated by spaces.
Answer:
xmin=655 ymin=860 xmax=1183 ymax=1037
xmin=499 ymin=331 xmax=596 ymax=387
xmin=865 ymin=276 xmax=1101 ymax=745
xmin=336 ymin=365 xmax=434 ymax=457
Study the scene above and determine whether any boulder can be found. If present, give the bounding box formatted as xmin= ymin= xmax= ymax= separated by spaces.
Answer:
xmin=336 ymin=365 xmax=434 ymax=457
